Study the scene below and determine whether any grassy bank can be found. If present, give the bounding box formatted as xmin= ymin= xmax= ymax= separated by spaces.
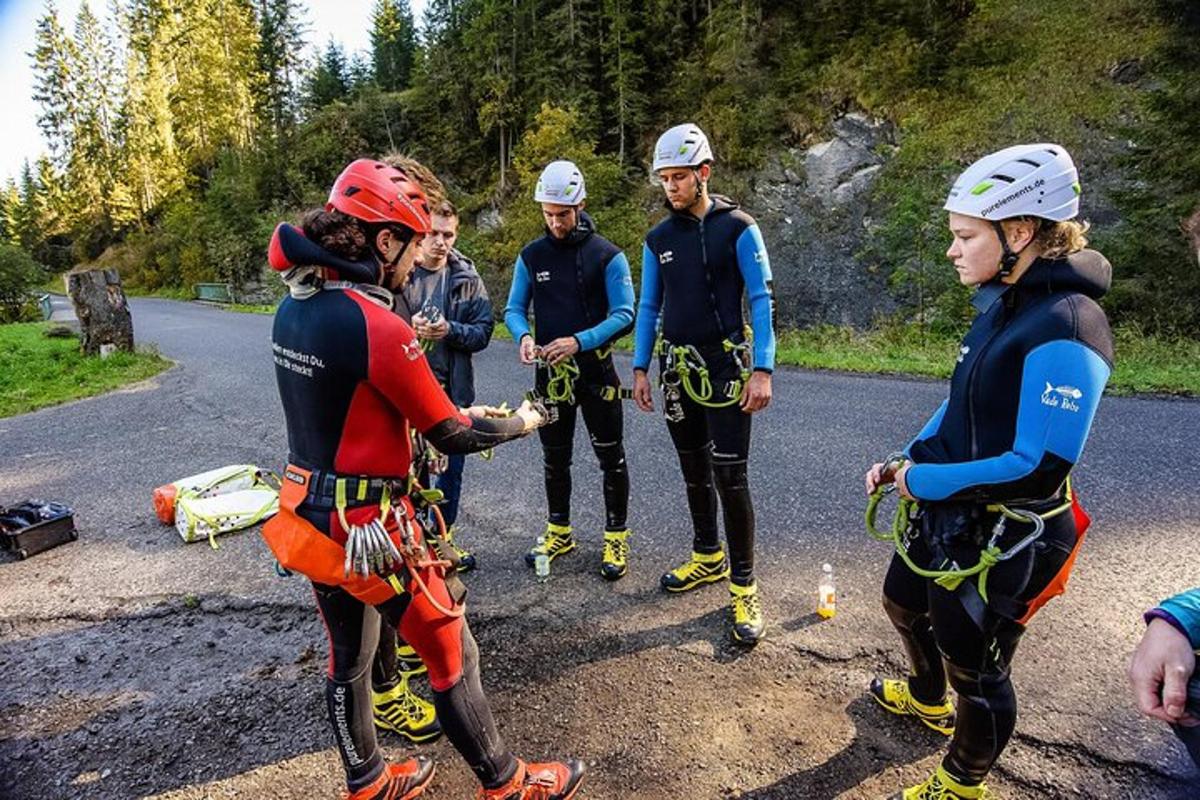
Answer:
xmin=0 ymin=323 xmax=172 ymax=418
xmin=496 ymin=322 xmax=1199 ymax=396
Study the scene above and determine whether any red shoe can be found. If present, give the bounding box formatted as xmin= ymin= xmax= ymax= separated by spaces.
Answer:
xmin=344 ymin=757 xmax=436 ymax=800
xmin=476 ymin=759 xmax=585 ymax=800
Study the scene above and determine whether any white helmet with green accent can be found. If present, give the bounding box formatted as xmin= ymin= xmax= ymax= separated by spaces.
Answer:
xmin=945 ymin=144 xmax=1080 ymax=221
xmin=534 ymin=160 xmax=586 ymax=205
xmin=652 ymin=123 xmax=714 ymax=172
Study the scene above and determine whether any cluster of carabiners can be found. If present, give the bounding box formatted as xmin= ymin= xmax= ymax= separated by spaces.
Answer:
xmin=533 ymin=355 xmax=582 ymax=405
xmin=658 ymin=335 xmax=752 ymax=410
xmin=865 ymin=452 xmax=1054 ymax=603
xmin=337 ymin=479 xmax=401 ymax=578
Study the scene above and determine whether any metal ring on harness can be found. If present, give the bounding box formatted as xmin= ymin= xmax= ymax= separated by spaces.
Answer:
xmin=864 ymin=453 xmax=1061 ymax=602
xmin=661 ymin=337 xmax=751 ymax=409
xmin=388 ymin=492 xmax=466 ymax=619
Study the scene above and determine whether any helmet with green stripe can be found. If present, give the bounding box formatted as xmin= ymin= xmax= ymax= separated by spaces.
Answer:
xmin=534 ymin=160 xmax=587 ymax=205
xmin=944 ymin=144 xmax=1080 ymax=222
xmin=652 ymin=123 xmax=713 ymax=172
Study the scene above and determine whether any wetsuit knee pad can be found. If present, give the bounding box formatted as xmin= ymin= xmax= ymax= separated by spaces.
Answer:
xmin=592 ymin=439 xmax=627 ymax=472
xmin=542 ymin=443 xmax=573 ymax=471
xmin=711 ymin=459 xmax=749 ymax=492
xmin=398 ymin=580 xmax=465 ymax=693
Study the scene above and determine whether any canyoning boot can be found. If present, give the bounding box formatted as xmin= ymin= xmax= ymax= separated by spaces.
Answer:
xmin=476 ymin=759 xmax=585 ymax=800
xmin=889 ymin=765 xmax=993 ymax=800
xmin=446 ymin=526 xmax=478 ymax=573
xmin=524 ymin=523 xmax=576 ymax=567
xmin=869 ymin=677 xmax=956 ymax=736
xmin=396 ymin=642 xmax=427 ymax=677
xmin=729 ymin=581 xmax=765 ymax=646
xmin=344 ymin=757 xmax=436 ymax=800
xmin=659 ymin=550 xmax=729 ymax=592
xmin=372 ymin=675 xmax=442 ymax=743
xmin=599 ymin=529 xmax=631 ymax=581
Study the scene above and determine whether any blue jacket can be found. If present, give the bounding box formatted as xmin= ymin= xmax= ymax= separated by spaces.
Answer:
xmin=905 ymin=250 xmax=1114 ymax=504
xmin=504 ymin=212 xmax=634 ymax=351
xmin=633 ymin=195 xmax=776 ymax=372
xmin=1151 ymin=589 xmax=1200 ymax=649
xmin=401 ymin=250 xmax=492 ymax=407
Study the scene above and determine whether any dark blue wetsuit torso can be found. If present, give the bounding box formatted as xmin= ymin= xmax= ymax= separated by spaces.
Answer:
xmin=632 ymin=196 xmax=776 ymax=591
xmin=883 ymin=249 xmax=1114 ymax=786
xmin=504 ymin=212 xmax=635 ymax=533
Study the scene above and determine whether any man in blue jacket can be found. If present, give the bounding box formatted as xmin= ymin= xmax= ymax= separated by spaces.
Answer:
xmin=505 ymin=160 xmax=636 ymax=581
xmin=632 ymin=123 xmax=776 ymax=646
xmin=402 ymin=197 xmax=493 ymax=573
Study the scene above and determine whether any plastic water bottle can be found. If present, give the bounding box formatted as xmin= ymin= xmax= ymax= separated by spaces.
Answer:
xmin=534 ymin=536 xmax=550 ymax=582
xmin=817 ymin=563 xmax=836 ymax=619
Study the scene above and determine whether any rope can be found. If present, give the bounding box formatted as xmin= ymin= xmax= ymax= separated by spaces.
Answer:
xmin=865 ymin=462 xmax=1065 ymax=602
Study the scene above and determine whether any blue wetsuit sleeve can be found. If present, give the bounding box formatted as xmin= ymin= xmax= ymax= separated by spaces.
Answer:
xmin=1155 ymin=589 xmax=1200 ymax=649
xmin=904 ymin=399 xmax=949 ymax=459
xmin=905 ymin=339 xmax=1111 ymax=502
xmin=735 ymin=224 xmax=776 ymax=372
xmin=574 ymin=251 xmax=635 ymax=351
xmin=633 ymin=242 xmax=663 ymax=372
xmin=504 ymin=255 xmax=533 ymax=342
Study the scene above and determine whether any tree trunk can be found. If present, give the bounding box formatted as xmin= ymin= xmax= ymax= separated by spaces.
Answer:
xmin=67 ymin=268 xmax=134 ymax=356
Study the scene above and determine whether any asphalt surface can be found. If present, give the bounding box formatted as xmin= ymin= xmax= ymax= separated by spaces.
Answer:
xmin=1 ymin=296 xmax=1198 ymax=799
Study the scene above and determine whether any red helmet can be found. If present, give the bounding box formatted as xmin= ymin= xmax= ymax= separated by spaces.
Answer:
xmin=326 ymin=159 xmax=432 ymax=235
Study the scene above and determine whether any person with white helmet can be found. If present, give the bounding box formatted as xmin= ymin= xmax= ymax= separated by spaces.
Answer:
xmin=504 ymin=159 xmax=637 ymax=581
xmin=631 ymin=123 xmax=777 ymax=646
xmin=863 ymin=144 xmax=1114 ymax=800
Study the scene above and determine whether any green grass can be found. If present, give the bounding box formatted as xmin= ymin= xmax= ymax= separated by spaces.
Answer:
xmin=224 ymin=303 xmax=277 ymax=315
xmin=498 ymin=321 xmax=1200 ymax=396
xmin=0 ymin=322 xmax=173 ymax=418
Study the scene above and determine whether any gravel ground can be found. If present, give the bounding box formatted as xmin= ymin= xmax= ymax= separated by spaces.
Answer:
xmin=1 ymin=297 xmax=1197 ymax=799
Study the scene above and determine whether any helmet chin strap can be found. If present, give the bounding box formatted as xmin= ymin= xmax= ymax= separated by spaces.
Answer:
xmin=373 ymin=226 xmax=415 ymax=285
xmin=991 ymin=220 xmax=1021 ymax=278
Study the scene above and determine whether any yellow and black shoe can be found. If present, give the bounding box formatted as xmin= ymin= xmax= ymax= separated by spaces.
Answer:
xmin=372 ymin=675 xmax=442 ymax=743
xmin=524 ymin=523 xmax=576 ymax=567
xmin=599 ymin=529 xmax=631 ymax=581
xmin=869 ymin=677 xmax=956 ymax=736
xmin=660 ymin=550 xmax=729 ymax=592
xmin=889 ymin=765 xmax=993 ymax=799
xmin=729 ymin=581 xmax=765 ymax=646
xmin=396 ymin=642 xmax=427 ymax=677
xmin=446 ymin=526 xmax=477 ymax=573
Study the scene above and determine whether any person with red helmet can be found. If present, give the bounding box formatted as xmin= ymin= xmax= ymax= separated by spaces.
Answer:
xmin=263 ymin=158 xmax=586 ymax=800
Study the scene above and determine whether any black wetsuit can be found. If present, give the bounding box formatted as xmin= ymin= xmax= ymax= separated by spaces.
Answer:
xmin=886 ymin=251 xmax=1114 ymax=783
xmin=504 ymin=213 xmax=635 ymax=532
xmin=632 ymin=197 xmax=776 ymax=585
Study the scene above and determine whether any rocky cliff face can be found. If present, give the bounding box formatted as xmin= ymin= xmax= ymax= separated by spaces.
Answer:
xmin=748 ymin=113 xmax=898 ymax=329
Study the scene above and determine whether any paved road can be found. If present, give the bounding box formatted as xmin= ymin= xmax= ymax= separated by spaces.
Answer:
xmin=1 ymin=297 xmax=1198 ymax=799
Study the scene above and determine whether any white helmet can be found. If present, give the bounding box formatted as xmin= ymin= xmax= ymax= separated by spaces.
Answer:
xmin=652 ymin=123 xmax=714 ymax=172
xmin=944 ymin=143 xmax=1080 ymax=221
xmin=533 ymin=160 xmax=586 ymax=205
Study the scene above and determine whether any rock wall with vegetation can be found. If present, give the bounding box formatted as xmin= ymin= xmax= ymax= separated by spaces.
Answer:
xmin=2 ymin=0 xmax=1197 ymax=335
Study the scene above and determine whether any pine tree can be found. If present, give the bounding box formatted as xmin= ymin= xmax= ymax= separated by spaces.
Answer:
xmin=30 ymin=1 xmax=78 ymax=166
xmin=304 ymin=39 xmax=350 ymax=111
xmin=71 ymin=1 xmax=127 ymax=234
xmin=601 ymin=0 xmax=647 ymax=162
xmin=371 ymin=0 xmax=417 ymax=91
xmin=0 ymin=180 xmax=20 ymax=245
xmin=256 ymin=0 xmax=309 ymax=140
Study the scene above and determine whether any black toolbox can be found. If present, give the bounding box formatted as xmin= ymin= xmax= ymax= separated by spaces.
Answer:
xmin=0 ymin=501 xmax=77 ymax=559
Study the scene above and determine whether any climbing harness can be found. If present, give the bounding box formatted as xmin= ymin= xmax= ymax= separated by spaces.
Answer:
xmin=530 ymin=345 xmax=632 ymax=407
xmin=865 ymin=452 xmax=1075 ymax=605
xmin=658 ymin=327 xmax=752 ymax=411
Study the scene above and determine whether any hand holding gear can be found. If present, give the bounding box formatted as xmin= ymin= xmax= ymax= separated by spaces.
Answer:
xmin=515 ymin=398 xmax=549 ymax=431
xmin=343 ymin=518 xmax=403 ymax=577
